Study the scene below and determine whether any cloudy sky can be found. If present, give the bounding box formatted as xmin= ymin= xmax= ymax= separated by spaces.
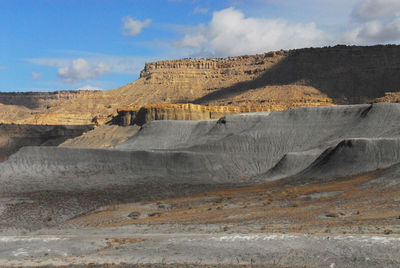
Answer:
xmin=1 ymin=0 xmax=400 ymax=92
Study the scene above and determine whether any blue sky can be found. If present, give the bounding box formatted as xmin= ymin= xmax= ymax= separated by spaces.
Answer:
xmin=1 ymin=0 xmax=400 ymax=92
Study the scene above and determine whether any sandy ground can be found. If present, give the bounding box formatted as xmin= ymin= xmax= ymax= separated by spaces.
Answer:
xmin=1 ymin=233 xmax=400 ymax=267
xmin=1 ymin=168 xmax=400 ymax=267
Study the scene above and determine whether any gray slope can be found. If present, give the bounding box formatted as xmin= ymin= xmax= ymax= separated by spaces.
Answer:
xmin=296 ymin=138 xmax=400 ymax=179
xmin=2 ymin=103 xmax=400 ymax=193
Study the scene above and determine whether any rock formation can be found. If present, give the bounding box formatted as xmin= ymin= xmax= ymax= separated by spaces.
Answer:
xmin=114 ymin=104 xmax=269 ymax=126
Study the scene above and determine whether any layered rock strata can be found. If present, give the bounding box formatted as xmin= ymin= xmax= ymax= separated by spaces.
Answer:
xmin=114 ymin=104 xmax=269 ymax=126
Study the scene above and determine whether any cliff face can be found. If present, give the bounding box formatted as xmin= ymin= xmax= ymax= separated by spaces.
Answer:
xmin=134 ymin=45 xmax=400 ymax=106
xmin=114 ymin=104 xmax=270 ymax=126
xmin=139 ymin=51 xmax=286 ymax=97
xmin=126 ymin=51 xmax=291 ymax=104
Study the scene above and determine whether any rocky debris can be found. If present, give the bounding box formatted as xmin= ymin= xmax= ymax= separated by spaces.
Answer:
xmin=325 ymin=212 xmax=339 ymax=218
xmin=127 ymin=211 xmax=141 ymax=219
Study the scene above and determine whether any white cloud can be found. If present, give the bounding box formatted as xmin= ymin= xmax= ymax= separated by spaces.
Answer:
xmin=31 ymin=72 xmax=43 ymax=81
xmin=343 ymin=0 xmax=400 ymax=44
xmin=352 ymin=0 xmax=400 ymax=22
xmin=175 ymin=7 xmax=331 ymax=57
xmin=358 ymin=19 xmax=400 ymax=42
xmin=122 ymin=16 xmax=152 ymax=36
xmin=176 ymin=25 xmax=208 ymax=48
xmin=194 ymin=7 xmax=209 ymax=14
xmin=26 ymin=54 xmax=161 ymax=81
xmin=77 ymin=85 xmax=103 ymax=91
xmin=57 ymin=58 xmax=111 ymax=83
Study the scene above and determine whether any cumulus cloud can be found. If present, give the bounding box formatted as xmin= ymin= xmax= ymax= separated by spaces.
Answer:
xmin=345 ymin=0 xmax=400 ymax=44
xmin=27 ymin=54 xmax=158 ymax=79
xmin=122 ymin=16 xmax=152 ymax=36
xmin=175 ymin=7 xmax=331 ymax=57
xmin=77 ymin=85 xmax=103 ymax=91
xmin=357 ymin=19 xmax=400 ymax=42
xmin=352 ymin=0 xmax=400 ymax=22
xmin=57 ymin=58 xmax=111 ymax=83
xmin=31 ymin=72 xmax=43 ymax=81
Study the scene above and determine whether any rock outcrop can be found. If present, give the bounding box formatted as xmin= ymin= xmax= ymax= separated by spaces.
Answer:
xmin=135 ymin=45 xmax=400 ymax=106
xmin=114 ymin=104 xmax=269 ymax=126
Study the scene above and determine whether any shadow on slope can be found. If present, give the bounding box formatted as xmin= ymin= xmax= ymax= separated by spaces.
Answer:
xmin=193 ymin=45 xmax=400 ymax=105
xmin=0 ymin=124 xmax=94 ymax=162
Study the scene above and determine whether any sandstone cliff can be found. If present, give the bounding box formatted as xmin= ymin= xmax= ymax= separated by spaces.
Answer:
xmin=114 ymin=104 xmax=270 ymax=126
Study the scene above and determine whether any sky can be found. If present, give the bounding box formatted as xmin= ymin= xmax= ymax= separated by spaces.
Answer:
xmin=1 ymin=0 xmax=400 ymax=92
